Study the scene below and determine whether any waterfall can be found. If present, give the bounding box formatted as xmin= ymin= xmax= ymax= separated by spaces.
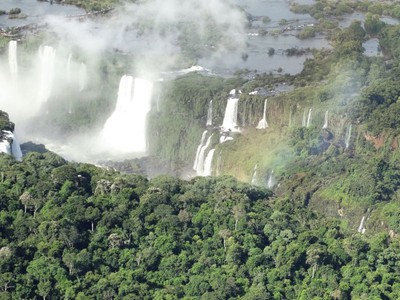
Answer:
xmin=194 ymin=134 xmax=214 ymax=176
xmin=256 ymin=99 xmax=268 ymax=129
xmin=38 ymin=45 xmax=56 ymax=104
xmin=67 ymin=53 xmax=72 ymax=84
xmin=206 ymin=100 xmax=213 ymax=126
xmin=302 ymin=109 xmax=306 ymax=127
xmin=323 ymin=110 xmax=328 ymax=129
xmin=267 ymin=169 xmax=275 ymax=189
xmin=102 ymin=76 xmax=153 ymax=154
xmin=221 ymin=89 xmax=239 ymax=132
xmin=203 ymin=149 xmax=215 ymax=176
xmin=357 ymin=216 xmax=366 ymax=234
xmin=345 ymin=124 xmax=352 ymax=149
xmin=251 ymin=164 xmax=258 ymax=185
xmin=193 ymin=130 xmax=208 ymax=169
xmin=8 ymin=40 xmax=18 ymax=80
xmin=306 ymin=108 xmax=312 ymax=128
xmin=79 ymin=62 xmax=88 ymax=91
xmin=0 ymin=131 xmax=22 ymax=161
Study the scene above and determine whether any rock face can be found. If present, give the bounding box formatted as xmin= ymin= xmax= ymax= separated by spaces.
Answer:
xmin=0 ymin=110 xmax=22 ymax=160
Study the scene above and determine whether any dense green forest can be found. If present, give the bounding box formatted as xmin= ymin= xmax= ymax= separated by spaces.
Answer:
xmin=1 ymin=137 xmax=400 ymax=299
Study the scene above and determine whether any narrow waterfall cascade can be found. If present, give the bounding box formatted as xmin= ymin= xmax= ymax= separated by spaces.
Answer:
xmin=306 ymin=108 xmax=312 ymax=128
xmin=302 ymin=109 xmax=307 ymax=127
xmin=0 ymin=131 xmax=22 ymax=161
xmin=203 ymin=148 xmax=216 ymax=176
xmin=206 ymin=100 xmax=213 ymax=126
xmin=357 ymin=216 xmax=366 ymax=234
xmin=345 ymin=124 xmax=352 ymax=149
xmin=251 ymin=164 xmax=258 ymax=185
xmin=102 ymin=76 xmax=154 ymax=154
xmin=216 ymin=150 xmax=222 ymax=176
xmin=38 ymin=45 xmax=56 ymax=104
xmin=79 ymin=62 xmax=88 ymax=91
xmin=68 ymin=102 xmax=72 ymax=114
xmin=193 ymin=130 xmax=208 ymax=170
xmin=221 ymin=89 xmax=239 ymax=132
xmin=267 ymin=169 xmax=275 ymax=189
xmin=8 ymin=40 xmax=18 ymax=80
xmin=66 ymin=53 xmax=72 ymax=84
xmin=323 ymin=110 xmax=328 ymax=129
xmin=194 ymin=134 xmax=214 ymax=176
xmin=256 ymin=99 xmax=268 ymax=129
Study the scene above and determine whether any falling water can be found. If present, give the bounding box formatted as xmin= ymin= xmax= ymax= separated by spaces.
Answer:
xmin=256 ymin=99 xmax=268 ymax=129
xmin=267 ymin=169 xmax=275 ymax=189
xmin=251 ymin=164 xmax=258 ymax=185
xmin=8 ymin=40 xmax=18 ymax=80
xmin=221 ymin=89 xmax=239 ymax=132
xmin=38 ymin=45 xmax=56 ymax=104
xmin=357 ymin=216 xmax=366 ymax=234
xmin=66 ymin=53 xmax=72 ymax=84
xmin=79 ymin=62 xmax=88 ymax=91
xmin=203 ymin=149 xmax=215 ymax=176
xmin=306 ymin=108 xmax=312 ymax=128
xmin=102 ymin=76 xmax=153 ymax=154
xmin=206 ymin=100 xmax=213 ymax=126
xmin=323 ymin=110 xmax=328 ymax=129
xmin=194 ymin=134 xmax=214 ymax=176
xmin=193 ymin=130 xmax=208 ymax=169
xmin=302 ymin=109 xmax=306 ymax=127
xmin=345 ymin=124 xmax=352 ymax=149
xmin=0 ymin=131 xmax=22 ymax=161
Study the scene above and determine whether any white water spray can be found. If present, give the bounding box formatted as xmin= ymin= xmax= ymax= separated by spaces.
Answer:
xmin=79 ymin=62 xmax=88 ymax=91
xmin=221 ymin=89 xmax=239 ymax=132
xmin=66 ymin=53 xmax=72 ymax=84
xmin=8 ymin=41 xmax=18 ymax=80
xmin=38 ymin=45 xmax=56 ymax=104
xmin=256 ymin=99 xmax=268 ymax=129
xmin=323 ymin=110 xmax=328 ymax=129
xmin=102 ymin=76 xmax=153 ymax=154
xmin=206 ymin=100 xmax=213 ymax=126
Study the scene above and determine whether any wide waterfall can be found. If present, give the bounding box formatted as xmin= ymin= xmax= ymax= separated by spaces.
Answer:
xmin=194 ymin=133 xmax=214 ymax=176
xmin=221 ymin=89 xmax=239 ymax=132
xmin=0 ymin=131 xmax=22 ymax=161
xmin=102 ymin=76 xmax=153 ymax=154
xmin=8 ymin=41 xmax=18 ymax=80
xmin=38 ymin=45 xmax=56 ymax=104
xmin=203 ymin=149 xmax=215 ymax=176
xmin=79 ymin=62 xmax=88 ymax=91
xmin=206 ymin=100 xmax=213 ymax=126
xmin=193 ymin=130 xmax=208 ymax=169
xmin=345 ymin=124 xmax=352 ymax=149
xmin=256 ymin=99 xmax=268 ymax=129
xmin=306 ymin=108 xmax=312 ymax=128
